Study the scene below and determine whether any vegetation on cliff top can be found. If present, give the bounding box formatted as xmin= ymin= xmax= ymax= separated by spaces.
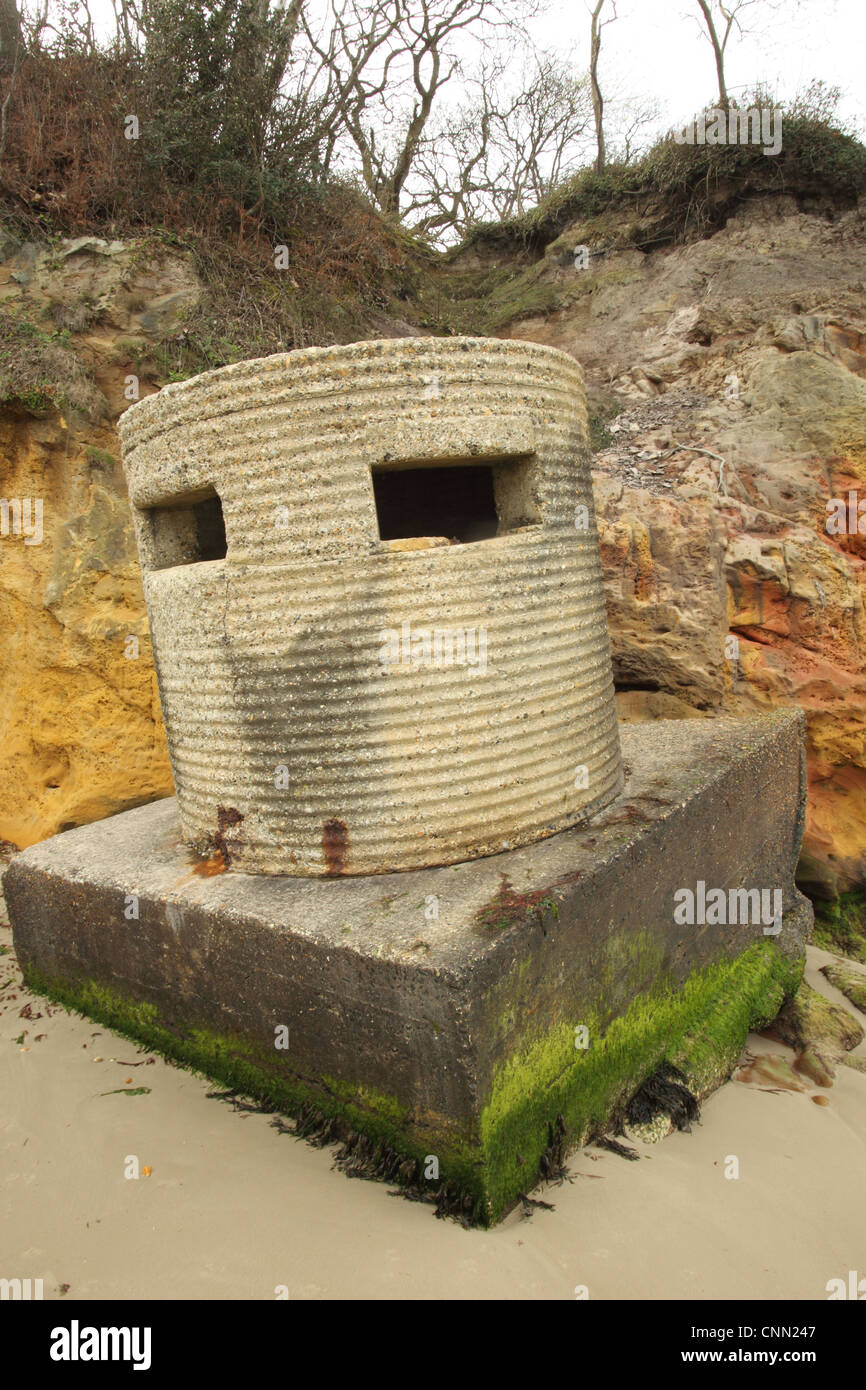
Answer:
xmin=461 ymin=89 xmax=866 ymax=257
xmin=5 ymin=87 xmax=863 ymax=389
xmin=1 ymin=4 xmax=864 ymax=374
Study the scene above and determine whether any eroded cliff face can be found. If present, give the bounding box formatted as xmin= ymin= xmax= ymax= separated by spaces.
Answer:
xmin=0 ymin=236 xmax=198 ymax=845
xmin=498 ymin=194 xmax=866 ymax=896
xmin=1 ymin=202 xmax=865 ymax=901
xmin=0 ymin=405 xmax=172 ymax=846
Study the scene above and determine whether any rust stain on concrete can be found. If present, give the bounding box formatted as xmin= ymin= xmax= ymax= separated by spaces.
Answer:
xmin=322 ymin=818 xmax=349 ymax=876
xmin=214 ymin=806 xmax=244 ymax=867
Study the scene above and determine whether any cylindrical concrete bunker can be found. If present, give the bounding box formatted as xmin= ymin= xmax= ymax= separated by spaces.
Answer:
xmin=119 ymin=337 xmax=623 ymax=875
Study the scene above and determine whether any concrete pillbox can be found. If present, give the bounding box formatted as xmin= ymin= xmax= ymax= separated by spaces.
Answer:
xmin=117 ymin=337 xmax=622 ymax=876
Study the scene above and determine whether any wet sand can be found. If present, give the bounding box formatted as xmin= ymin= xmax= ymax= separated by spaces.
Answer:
xmin=2 ymin=918 xmax=864 ymax=1301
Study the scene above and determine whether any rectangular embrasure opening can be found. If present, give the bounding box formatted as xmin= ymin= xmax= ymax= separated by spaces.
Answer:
xmin=372 ymin=456 xmax=538 ymax=545
xmin=142 ymin=487 xmax=227 ymax=571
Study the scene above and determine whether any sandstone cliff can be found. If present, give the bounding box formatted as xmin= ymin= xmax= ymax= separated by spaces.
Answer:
xmin=494 ymin=194 xmax=866 ymax=900
xmin=0 ymin=235 xmax=198 ymax=845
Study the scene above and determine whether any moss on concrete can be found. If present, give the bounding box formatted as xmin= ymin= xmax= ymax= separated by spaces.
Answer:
xmin=479 ymin=940 xmax=802 ymax=1221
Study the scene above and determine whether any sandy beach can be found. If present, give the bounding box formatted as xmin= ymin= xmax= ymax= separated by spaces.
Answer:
xmin=2 ymin=899 xmax=864 ymax=1302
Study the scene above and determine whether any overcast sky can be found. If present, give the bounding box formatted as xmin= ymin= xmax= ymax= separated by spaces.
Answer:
xmin=529 ymin=0 xmax=864 ymax=137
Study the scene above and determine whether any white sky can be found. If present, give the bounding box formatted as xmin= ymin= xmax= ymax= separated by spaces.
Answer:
xmin=528 ymin=0 xmax=865 ymax=136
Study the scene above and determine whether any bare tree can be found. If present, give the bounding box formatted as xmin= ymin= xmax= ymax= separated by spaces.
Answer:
xmin=0 ymin=0 xmax=27 ymax=170
xmin=691 ymin=0 xmax=786 ymax=107
xmin=588 ymin=0 xmax=616 ymax=173
xmin=606 ymin=91 xmax=659 ymax=164
xmin=67 ymin=0 xmax=96 ymax=50
xmin=0 ymin=0 xmax=22 ymax=72
xmin=407 ymin=53 xmax=593 ymax=239
xmin=110 ymin=0 xmax=139 ymax=53
xmin=300 ymin=0 xmax=539 ymax=218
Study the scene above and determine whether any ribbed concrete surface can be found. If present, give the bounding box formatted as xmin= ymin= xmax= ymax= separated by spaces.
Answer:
xmin=119 ymin=337 xmax=622 ymax=874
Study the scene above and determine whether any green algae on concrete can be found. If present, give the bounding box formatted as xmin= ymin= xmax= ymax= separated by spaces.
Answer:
xmin=479 ymin=940 xmax=803 ymax=1222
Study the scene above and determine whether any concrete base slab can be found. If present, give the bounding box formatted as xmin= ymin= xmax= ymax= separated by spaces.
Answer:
xmin=4 ymin=713 xmax=813 ymax=1224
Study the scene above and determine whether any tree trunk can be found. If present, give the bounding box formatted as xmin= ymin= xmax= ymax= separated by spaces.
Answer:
xmin=696 ymin=0 xmax=728 ymax=106
xmin=589 ymin=1 xmax=606 ymax=173
xmin=0 ymin=0 xmax=22 ymax=76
